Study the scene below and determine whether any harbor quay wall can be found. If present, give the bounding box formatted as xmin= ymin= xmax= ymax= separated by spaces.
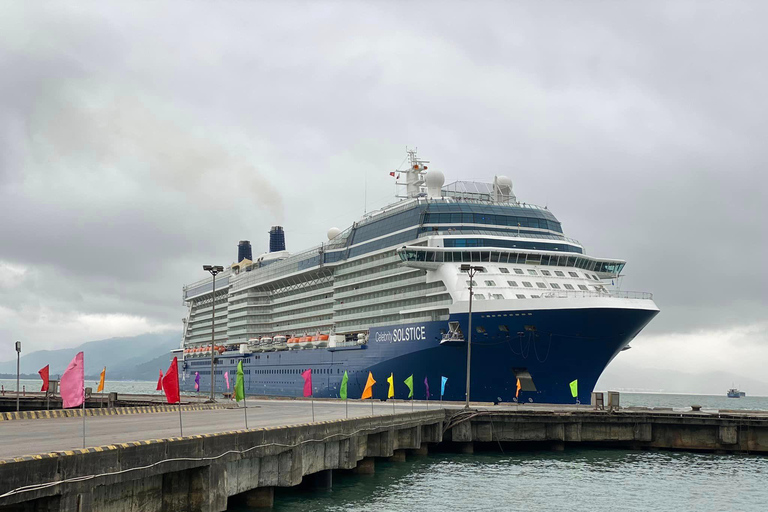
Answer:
xmin=443 ymin=409 xmax=768 ymax=453
xmin=0 ymin=410 xmax=445 ymax=512
xmin=2 ymin=408 xmax=768 ymax=511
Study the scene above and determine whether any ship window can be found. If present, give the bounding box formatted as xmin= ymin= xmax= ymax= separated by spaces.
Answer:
xmin=555 ymin=271 xmax=565 ymax=277
xmin=564 ymin=284 xmax=575 ymax=290
xmin=484 ymin=280 xmax=496 ymax=286
xmin=550 ymin=283 xmax=561 ymax=289
xmin=516 ymin=294 xmax=526 ymax=299
xmin=536 ymin=282 xmax=547 ymax=288
xmin=578 ymin=285 xmax=589 ymax=291
xmin=507 ymin=281 xmax=518 ymax=287
xmin=541 ymin=270 xmax=551 ymax=276
xmin=493 ymin=294 xmax=505 ymax=300
xmin=531 ymin=295 xmax=540 ymax=298
xmin=569 ymin=272 xmax=579 ymax=277
xmin=466 ymin=280 xmax=478 ymax=286
xmin=499 ymin=325 xmax=509 ymax=332
xmin=476 ymin=326 xmax=486 ymax=333
xmin=583 ymin=273 xmax=591 ymax=279
xmin=474 ymin=294 xmax=486 ymax=300
xmin=527 ymin=269 xmax=537 ymax=276
xmin=500 ymin=268 xmax=510 ymax=273
xmin=523 ymin=282 xmax=533 ymax=288
xmin=514 ymin=268 xmax=524 ymax=275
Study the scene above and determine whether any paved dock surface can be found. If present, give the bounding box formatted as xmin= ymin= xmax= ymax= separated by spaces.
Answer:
xmin=0 ymin=399 xmax=436 ymax=459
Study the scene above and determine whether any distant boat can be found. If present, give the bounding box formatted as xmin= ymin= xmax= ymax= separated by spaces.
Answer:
xmin=727 ymin=388 xmax=746 ymax=398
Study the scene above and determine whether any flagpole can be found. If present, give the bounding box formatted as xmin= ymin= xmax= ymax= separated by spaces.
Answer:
xmin=243 ymin=393 xmax=248 ymax=429
xmin=311 ymin=395 xmax=315 ymax=423
xmin=178 ymin=401 xmax=183 ymax=437
xmin=345 ymin=397 xmax=348 ymax=419
xmin=371 ymin=398 xmax=374 ymax=416
xmin=82 ymin=397 xmax=86 ymax=449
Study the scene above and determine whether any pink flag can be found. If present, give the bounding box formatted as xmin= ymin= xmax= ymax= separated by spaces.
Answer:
xmin=61 ymin=352 xmax=85 ymax=408
xmin=302 ymin=368 xmax=312 ymax=397
xmin=224 ymin=370 xmax=230 ymax=390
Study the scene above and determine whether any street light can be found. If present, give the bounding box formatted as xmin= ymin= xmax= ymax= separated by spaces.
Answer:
xmin=460 ymin=264 xmax=485 ymax=409
xmin=15 ymin=341 xmax=21 ymax=412
xmin=203 ymin=265 xmax=224 ymax=402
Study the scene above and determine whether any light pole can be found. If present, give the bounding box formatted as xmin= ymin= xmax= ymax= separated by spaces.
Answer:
xmin=15 ymin=341 xmax=21 ymax=412
xmin=203 ymin=265 xmax=224 ymax=402
xmin=460 ymin=264 xmax=485 ymax=410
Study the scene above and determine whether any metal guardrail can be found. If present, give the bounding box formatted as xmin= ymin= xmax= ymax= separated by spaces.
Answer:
xmin=540 ymin=290 xmax=653 ymax=300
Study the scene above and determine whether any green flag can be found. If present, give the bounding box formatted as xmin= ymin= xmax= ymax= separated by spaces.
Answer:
xmin=404 ymin=375 xmax=414 ymax=398
xmin=569 ymin=379 xmax=578 ymax=398
xmin=235 ymin=361 xmax=245 ymax=402
xmin=340 ymin=371 xmax=348 ymax=400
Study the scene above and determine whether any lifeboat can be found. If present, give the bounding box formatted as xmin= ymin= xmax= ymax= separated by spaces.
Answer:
xmin=261 ymin=337 xmax=274 ymax=352
xmin=316 ymin=334 xmax=329 ymax=348
xmin=287 ymin=337 xmax=300 ymax=350
xmin=217 ymin=346 xmax=226 ymax=354
xmin=273 ymin=335 xmax=288 ymax=351
xmin=309 ymin=335 xmax=321 ymax=348
xmin=298 ymin=336 xmax=311 ymax=349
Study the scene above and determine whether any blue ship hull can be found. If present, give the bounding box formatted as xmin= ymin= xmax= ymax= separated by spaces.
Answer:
xmin=181 ymin=306 xmax=658 ymax=404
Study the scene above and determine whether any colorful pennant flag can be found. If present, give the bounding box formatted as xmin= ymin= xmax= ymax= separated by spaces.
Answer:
xmin=97 ymin=367 xmax=106 ymax=393
xmin=340 ymin=371 xmax=348 ymax=400
xmin=362 ymin=372 xmax=376 ymax=399
xmin=441 ymin=376 xmax=448 ymax=397
xmin=224 ymin=370 xmax=230 ymax=390
xmin=162 ymin=357 xmax=180 ymax=404
xmin=387 ymin=373 xmax=395 ymax=399
xmin=404 ymin=375 xmax=414 ymax=399
xmin=302 ymin=368 xmax=313 ymax=397
xmin=156 ymin=370 xmax=163 ymax=391
xmin=39 ymin=365 xmax=49 ymax=392
xmin=194 ymin=372 xmax=200 ymax=391
xmin=569 ymin=379 xmax=578 ymax=398
xmin=61 ymin=352 xmax=85 ymax=409
xmin=235 ymin=361 xmax=245 ymax=402
xmin=424 ymin=376 xmax=430 ymax=399
xmin=516 ymin=378 xmax=522 ymax=399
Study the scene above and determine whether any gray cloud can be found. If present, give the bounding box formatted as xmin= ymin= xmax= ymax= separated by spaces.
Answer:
xmin=0 ymin=2 xmax=766 ymax=380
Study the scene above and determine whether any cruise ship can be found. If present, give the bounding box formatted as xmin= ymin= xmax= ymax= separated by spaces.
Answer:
xmin=178 ymin=150 xmax=659 ymax=404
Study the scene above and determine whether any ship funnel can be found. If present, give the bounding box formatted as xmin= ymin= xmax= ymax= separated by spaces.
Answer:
xmin=238 ymin=240 xmax=252 ymax=261
xmin=269 ymin=226 xmax=286 ymax=252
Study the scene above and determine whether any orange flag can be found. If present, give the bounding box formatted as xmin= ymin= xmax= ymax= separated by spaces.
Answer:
xmin=97 ymin=367 xmax=106 ymax=393
xmin=361 ymin=372 xmax=376 ymax=399
xmin=515 ymin=378 xmax=521 ymax=399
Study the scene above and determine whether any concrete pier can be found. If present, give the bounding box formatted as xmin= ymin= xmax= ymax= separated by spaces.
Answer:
xmin=2 ymin=403 xmax=768 ymax=511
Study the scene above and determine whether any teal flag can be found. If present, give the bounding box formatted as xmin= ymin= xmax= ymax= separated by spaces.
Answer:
xmin=235 ymin=361 xmax=245 ymax=402
xmin=340 ymin=371 xmax=348 ymax=400
xmin=441 ymin=376 xmax=448 ymax=396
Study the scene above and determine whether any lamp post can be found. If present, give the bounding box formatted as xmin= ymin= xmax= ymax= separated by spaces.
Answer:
xmin=15 ymin=341 xmax=21 ymax=412
xmin=203 ymin=265 xmax=224 ymax=402
xmin=460 ymin=264 xmax=485 ymax=409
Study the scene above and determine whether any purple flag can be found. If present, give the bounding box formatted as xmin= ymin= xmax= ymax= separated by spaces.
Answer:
xmin=424 ymin=376 xmax=430 ymax=399
xmin=194 ymin=372 xmax=200 ymax=391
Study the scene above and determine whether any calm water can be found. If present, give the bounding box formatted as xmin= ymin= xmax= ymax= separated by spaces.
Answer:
xmin=252 ymin=450 xmax=768 ymax=512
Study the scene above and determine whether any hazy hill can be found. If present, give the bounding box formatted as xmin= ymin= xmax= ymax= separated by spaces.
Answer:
xmin=0 ymin=333 xmax=180 ymax=380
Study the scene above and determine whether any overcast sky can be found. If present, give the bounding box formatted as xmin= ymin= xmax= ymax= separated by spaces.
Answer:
xmin=1 ymin=2 xmax=766 ymax=385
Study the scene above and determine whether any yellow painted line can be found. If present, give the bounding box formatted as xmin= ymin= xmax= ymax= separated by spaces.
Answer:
xmin=64 ymin=451 xmax=74 ymax=456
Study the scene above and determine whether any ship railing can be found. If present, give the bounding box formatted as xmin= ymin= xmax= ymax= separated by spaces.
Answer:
xmin=539 ymin=290 xmax=653 ymax=300
xmin=419 ymin=229 xmax=582 ymax=246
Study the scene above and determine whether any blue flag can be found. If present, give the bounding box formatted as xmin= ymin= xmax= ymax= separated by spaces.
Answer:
xmin=441 ymin=376 xmax=448 ymax=397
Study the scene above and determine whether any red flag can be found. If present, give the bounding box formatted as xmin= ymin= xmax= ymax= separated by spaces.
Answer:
xmin=162 ymin=358 xmax=180 ymax=404
xmin=39 ymin=365 xmax=50 ymax=392
xmin=302 ymin=368 xmax=312 ymax=397
xmin=156 ymin=370 xmax=164 ymax=391
xmin=389 ymin=171 xmax=395 ymax=177
xmin=61 ymin=352 xmax=85 ymax=408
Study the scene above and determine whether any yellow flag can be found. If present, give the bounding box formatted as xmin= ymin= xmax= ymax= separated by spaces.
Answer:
xmin=569 ymin=379 xmax=578 ymax=398
xmin=97 ymin=367 xmax=106 ymax=393
xmin=387 ymin=373 xmax=394 ymax=399
xmin=515 ymin=378 xmax=521 ymax=398
xmin=361 ymin=372 xmax=376 ymax=399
